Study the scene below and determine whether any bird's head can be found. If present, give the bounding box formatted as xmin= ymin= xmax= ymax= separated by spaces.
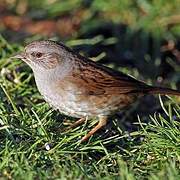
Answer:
xmin=11 ymin=40 xmax=73 ymax=71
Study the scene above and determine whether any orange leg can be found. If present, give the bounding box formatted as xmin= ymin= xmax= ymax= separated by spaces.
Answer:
xmin=66 ymin=117 xmax=86 ymax=130
xmin=81 ymin=116 xmax=108 ymax=142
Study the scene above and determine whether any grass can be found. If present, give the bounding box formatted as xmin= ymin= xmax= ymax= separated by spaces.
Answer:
xmin=0 ymin=0 xmax=180 ymax=179
xmin=0 ymin=35 xmax=180 ymax=180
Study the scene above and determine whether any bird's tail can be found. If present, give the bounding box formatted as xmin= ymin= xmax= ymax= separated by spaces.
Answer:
xmin=145 ymin=86 xmax=180 ymax=96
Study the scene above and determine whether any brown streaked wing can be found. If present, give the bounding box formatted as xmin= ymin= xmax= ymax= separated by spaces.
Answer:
xmin=69 ymin=58 xmax=148 ymax=96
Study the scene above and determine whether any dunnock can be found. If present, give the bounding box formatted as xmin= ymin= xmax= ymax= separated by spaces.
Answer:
xmin=12 ymin=40 xmax=180 ymax=141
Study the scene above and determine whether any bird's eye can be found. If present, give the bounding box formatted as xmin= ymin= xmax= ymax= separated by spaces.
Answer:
xmin=36 ymin=52 xmax=43 ymax=58
xmin=31 ymin=52 xmax=43 ymax=58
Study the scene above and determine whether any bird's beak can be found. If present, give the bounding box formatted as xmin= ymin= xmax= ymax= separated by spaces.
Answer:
xmin=11 ymin=52 xmax=26 ymax=59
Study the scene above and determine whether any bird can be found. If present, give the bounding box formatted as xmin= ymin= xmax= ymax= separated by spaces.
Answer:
xmin=12 ymin=40 xmax=180 ymax=142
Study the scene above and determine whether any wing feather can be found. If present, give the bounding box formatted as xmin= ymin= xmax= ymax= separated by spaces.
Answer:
xmin=67 ymin=59 xmax=148 ymax=96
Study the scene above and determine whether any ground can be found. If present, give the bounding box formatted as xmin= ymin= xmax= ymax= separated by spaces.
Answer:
xmin=0 ymin=0 xmax=180 ymax=179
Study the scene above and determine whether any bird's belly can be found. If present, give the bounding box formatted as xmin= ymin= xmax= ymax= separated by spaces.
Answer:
xmin=40 ymin=89 xmax=97 ymax=118
xmin=37 ymin=81 xmax=138 ymax=118
xmin=39 ymin=90 xmax=108 ymax=118
xmin=41 ymin=90 xmax=137 ymax=118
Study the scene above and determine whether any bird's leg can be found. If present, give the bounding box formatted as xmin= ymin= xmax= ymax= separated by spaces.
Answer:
xmin=69 ymin=117 xmax=86 ymax=129
xmin=81 ymin=116 xmax=108 ymax=142
xmin=65 ymin=117 xmax=86 ymax=131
